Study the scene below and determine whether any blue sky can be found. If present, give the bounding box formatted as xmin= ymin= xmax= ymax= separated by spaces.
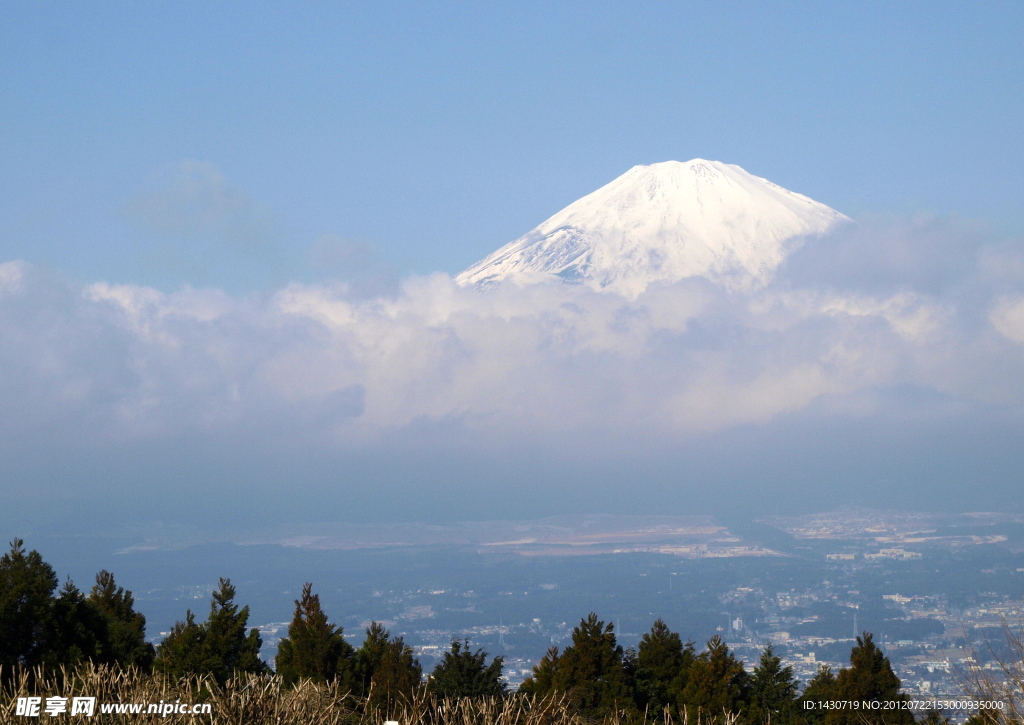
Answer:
xmin=2 ymin=2 xmax=1022 ymax=292
xmin=2 ymin=3 xmax=1023 ymax=537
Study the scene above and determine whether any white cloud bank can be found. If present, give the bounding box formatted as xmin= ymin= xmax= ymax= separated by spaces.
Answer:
xmin=1 ymin=216 xmax=1022 ymax=458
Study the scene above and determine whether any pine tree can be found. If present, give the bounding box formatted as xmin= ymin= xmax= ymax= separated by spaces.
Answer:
xmin=369 ymin=635 xmax=422 ymax=712
xmin=275 ymin=582 xmax=355 ymax=686
xmin=0 ymin=538 xmax=58 ymax=673
xmin=749 ymin=644 xmax=798 ymax=724
xmin=88 ymin=570 xmax=155 ymax=671
xmin=634 ymin=619 xmax=694 ymax=714
xmin=354 ymin=621 xmax=391 ymax=697
xmin=154 ymin=578 xmax=268 ymax=683
xmin=551 ymin=613 xmax=633 ymax=716
xmin=153 ymin=611 xmax=207 ymax=680
xmin=429 ymin=639 xmax=505 ymax=698
xmin=46 ymin=579 xmax=108 ymax=667
xmin=355 ymin=622 xmax=423 ymax=711
xmin=202 ymin=578 xmax=268 ymax=682
xmin=680 ymin=635 xmax=750 ymax=722
xmin=519 ymin=646 xmax=559 ymax=696
xmin=1 ymin=542 xmax=153 ymax=676
xmin=827 ymin=633 xmax=912 ymax=725
xmin=798 ymin=665 xmax=836 ymax=724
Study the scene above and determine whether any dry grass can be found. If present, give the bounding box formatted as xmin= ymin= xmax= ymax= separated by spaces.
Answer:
xmin=0 ymin=665 xmax=676 ymax=725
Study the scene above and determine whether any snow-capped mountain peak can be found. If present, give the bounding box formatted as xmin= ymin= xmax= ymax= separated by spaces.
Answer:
xmin=456 ymin=159 xmax=848 ymax=297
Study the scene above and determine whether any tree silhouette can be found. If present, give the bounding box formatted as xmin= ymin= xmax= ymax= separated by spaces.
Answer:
xmin=634 ymin=618 xmax=693 ymax=714
xmin=551 ymin=613 xmax=633 ymax=716
xmin=799 ymin=664 xmax=837 ymax=724
xmin=155 ymin=578 xmax=268 ymax=683
xmin=749 ymin=644 xmax=798 ymax=724
xmin=47 ymin=579 xmax=108 ymax=667
xmin=354 ymin=622 xmax=422 ymax=712
xmin=429 ymin=639 xmax=504 ymax=698
xmin=519 ymin=646 xmax=559 ymax=696
xmin=88 ymin=570 xmax=155 ymax=671
xmin=680 ymin=635 xmax=750 ymax=721
xmin=0 ymin=538 xmax=58 ymax=673
xmin=276 ymin=582 xmax=355 ymax=686
xmin=827 ymin=633 xmax=912 ymax=725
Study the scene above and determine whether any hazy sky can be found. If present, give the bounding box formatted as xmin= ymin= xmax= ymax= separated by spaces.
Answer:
xmin=1 ymin=3 xmax=1023 ymax=539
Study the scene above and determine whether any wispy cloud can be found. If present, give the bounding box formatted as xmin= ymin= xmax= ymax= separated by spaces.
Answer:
xmin=121 ymin=161 xmax=284 ymax=288
xmin=125 ymin=161 xmax=276 ymax=251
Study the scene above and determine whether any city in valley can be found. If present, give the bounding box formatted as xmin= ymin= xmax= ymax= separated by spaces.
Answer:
xmin=89 ymin=509 xmax=1024 ymax=697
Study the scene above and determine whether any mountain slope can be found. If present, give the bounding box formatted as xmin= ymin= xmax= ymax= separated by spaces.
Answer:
xmin=456 ymin=160 xmax=848 ymax=297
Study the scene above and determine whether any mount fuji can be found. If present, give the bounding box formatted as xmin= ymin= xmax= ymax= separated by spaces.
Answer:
xmin=456 ymin=160 xmax=849 ymax=297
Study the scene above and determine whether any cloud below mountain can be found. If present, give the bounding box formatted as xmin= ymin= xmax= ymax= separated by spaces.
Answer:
xmin=1 ymin=213 xmax=1021 ymax=451
xmin=2 ymin=178 xmax=1023 ymax=530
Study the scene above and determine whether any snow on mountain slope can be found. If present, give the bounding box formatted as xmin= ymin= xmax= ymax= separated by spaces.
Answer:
xmin=456 ymin=160 xmax=849 ymax=297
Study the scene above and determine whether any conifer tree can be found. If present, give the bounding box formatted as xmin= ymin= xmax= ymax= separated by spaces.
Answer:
xmin=749 ymin=644 xmax=798 ymax=724
xmin=429 ymin=639 xmax=505 ymax=698
xmin=1 ymin=541 xmax=154 ymax=675
xmin=202 ymin=578 xmax=267 ymax=682
xmin=46 ymin=579 xmax=108 ymax=667
xmin=551 ymin=613 xmax=633 ymax=716
xmin=634 ymin=619 xmax=694 ymax=713
xmin=798 ymin=665 xmax=836 ymax=724
xmin=354 ymin=621 xmax=391 ymax=696
xmin=88 ymin=570 xmax=155 ymax=671
xmin=828 ymin=633 xmax=912 ymax=725
xmin=680 ymin=635 xmax=750 ymax=722
xmin=355 ymin=622 xmax=423 ymax=711
xmin=519 ymin=646 xmax=560 ymax=696
xmin=154 ymin=611 xmax=207 ymax=680
xmin=369 ymin=635 xmax=422 ymax=711
xmin=155 ymin=578 xmax=268 ymax=683
xmin=275 ymin=582 xmax=355 ymax=686
xmin=0 ymin=538 xmax=58 ymax=673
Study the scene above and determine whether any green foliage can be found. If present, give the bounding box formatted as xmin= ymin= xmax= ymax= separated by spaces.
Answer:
xmin=519 ymin=646 xmax=559 ymax=696
xmin=154 ymin=610 xmax=207 ymax=680
xmin=549 ymin=613 xmax=633 ymax=716
xmin=276 ymin=582 xmax=355 ymax=686
xmin=680 ymin=635 xmax=750 ymax=722
xmin=827 ymin=633 xmax=912 ymax=725
xmin=749 ymin=645 xmax=798 ymax=724
xmin=205 ymin=578 xmax=267 ymax=680
xmin=46 ymin=579 xmax=108 ymax=667
xmin=634 ymin=619 xmax=693 ymax=714
xmin=370 ymin=636 xmax=422 ymax=711
xmin=797 ymin=664 xmax=836 ymax=723
xmin=353 ymin=621 xmax=423 ymax=711
xmin=154 ymin=577 xmax=268 ymax=684
xmin=429 ymin=639 xmax=505 ymax=698
xmin=88 ymin=570 xmax=156 ymax=671
xmin=354 ymin=621 xmax=390 ymax=696
xmin=0 ymin=538 xmax=59 ymax=672
xmin=1 ymin=540 xmax=159 ymax=677
xmin=837 ymin=633 xmax=903 ymax=700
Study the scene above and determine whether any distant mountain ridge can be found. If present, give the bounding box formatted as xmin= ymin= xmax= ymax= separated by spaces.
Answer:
xmin=456 ymin=159 xmax=848 ymax=297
